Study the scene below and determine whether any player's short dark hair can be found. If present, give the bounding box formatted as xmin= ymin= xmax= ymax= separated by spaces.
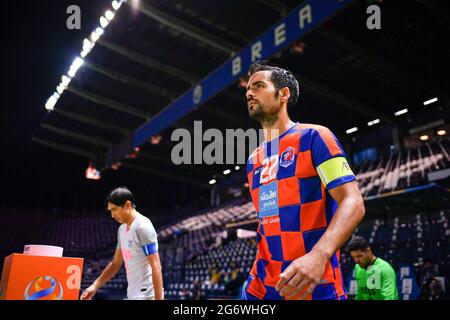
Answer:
xmin=105 ymin=186 xmax=135 ymax=208
xmin=248 ymin=61 xmax=299 ymax=108
xmin=348 ymin=236 xmax=370 ymax=252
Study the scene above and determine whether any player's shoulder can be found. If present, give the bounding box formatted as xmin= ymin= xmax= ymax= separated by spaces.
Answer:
xmin=136 ymin=212 xmax=152 ymax=224
xmin=136 ymin=213 xmax=156 ymax=230
xmin=376 ymin=258 xmax=396 ymax=271
xmin=297 ymin=123 xmax=334 ymax=136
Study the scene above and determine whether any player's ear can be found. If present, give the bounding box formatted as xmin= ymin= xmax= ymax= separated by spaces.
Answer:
xmin=279 ymin=87 xmax=290 ymax=103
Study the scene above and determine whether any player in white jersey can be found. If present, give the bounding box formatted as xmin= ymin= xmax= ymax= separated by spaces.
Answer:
xmin=81 ymin=187 xmax=164 ymax=300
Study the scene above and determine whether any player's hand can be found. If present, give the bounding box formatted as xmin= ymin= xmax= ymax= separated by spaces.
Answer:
xmin=275 ymin=250 xmax=328 ymax=299
xmin=80 ymin=284 xmax=97 ymax=300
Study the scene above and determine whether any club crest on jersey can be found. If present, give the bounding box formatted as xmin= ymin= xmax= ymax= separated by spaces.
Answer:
xmin=280 ymin=147 xmax=295 ymax=168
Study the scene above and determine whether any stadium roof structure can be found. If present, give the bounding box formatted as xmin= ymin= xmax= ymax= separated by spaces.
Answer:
xmin=33 ymin=0 xmax=450 ymax=188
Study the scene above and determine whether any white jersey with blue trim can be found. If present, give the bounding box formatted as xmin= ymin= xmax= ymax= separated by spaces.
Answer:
xmin=117 ymin=212 xmax=158 ymax=299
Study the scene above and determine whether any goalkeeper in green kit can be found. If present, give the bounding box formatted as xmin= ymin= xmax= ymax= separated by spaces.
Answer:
xmin=349 ymin=236 xmax=398 ymax=300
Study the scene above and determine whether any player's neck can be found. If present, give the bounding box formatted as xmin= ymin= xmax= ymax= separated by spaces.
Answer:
xmin=125 ymin=209 xmax=138 ymax=228
xmin=261 ymin=114 xmax=295 ymax=142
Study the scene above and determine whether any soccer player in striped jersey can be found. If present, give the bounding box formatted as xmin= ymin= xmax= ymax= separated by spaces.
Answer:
xmin=81 ymin=187 xmax=164 ymax=300
xmin=242 ymin=61 xmax=365 ymax=300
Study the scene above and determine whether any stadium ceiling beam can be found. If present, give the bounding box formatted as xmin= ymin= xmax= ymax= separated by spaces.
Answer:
xmin=67 ymin=85 xmax=152 ymax=120
xmin=106 ymin=0 xmax=357 ymax=166
xmin=129 ymin=1 xmax=239 ymax=55
xmin=53 ymin=108 xmax=130 ymax=135
xmin=222 ymin=90 xmax=245 ymax=103
xmin=122 ymin=162 xmax=208 ymax=188
xmin=168 ymin=2 xmax=251 ymax=44
xmin=317 ymin=28 xmax=450 ymax=105
xmin=298 ymin=75 xmax=394 ymax=124
xmin=97 ymin=38 xmax=198 ymax=84
xmin=32 ymin=137 xmax=95 ymax=159
xmin=256 ymin=0 xmax=290 ymax=16
xmin=40 ymin=123 xmax=112 ymax=148
xmin=209 ymin=91 xmax=254 ymax=127
xmin=138 ymin=151 xmax=215 ymax=177
xmin=415 ymin=0 xmax=450 ymax=33
xmin=194 ymin=103 xmax=250 ymax=129
xmin=83 ymin=60 xmax=177 ymax=100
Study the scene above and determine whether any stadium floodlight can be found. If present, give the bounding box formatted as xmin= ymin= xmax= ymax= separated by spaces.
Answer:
xmin=61 ymin=75 xmax=71 ymax=87
xmin=423 ymin=97 xmax=438 ymax=106
xmin=90 ymin=31 xmax=100 ymax=43
xmin=367 ymin=119 xmax=380 ymax=126
xmin=419 ymin=135 xmax=429 ymax=141
xmin=56 ymin=83 xmax=65 ymax=95
xmin=223 ymin=169 xmax=231 ymax=175
xmin=45 ymin=92 xmax=60 ymax=111
xmin=81 ymin=38 xmax=94 ymax=57
xmin=112 ymin=0 xmax=122 ymax=11
xmin=437 ymin=130 xmax=446 ymax=136
xmin=394 ymin=108 xmax=408 ymax=116
xmin=235 ymin=166 xmax=240 ymax=171
xmin=105 ymin=10 xmax=115 ymax=21
xmin=43 ymin=0 xmax=126 ymax=114
xmin=95 ymin=27 xmax=104 ymax=37
xmin=68 ymin=57 xmax=84 ymax=78
xmin=346 ymin=127 xmax=358 ymax=134
xmin=209 ymin=179 xmax=216 ymax=185
xmin=45 ymin=95 xmax=58 ymax=111
xmin=83 ymin=38 xmax=94 ymax=51
xmin=74 ymin=57 xmax=84 ymax=68
xmin=100 ymin=16 xmax=109 ymax=28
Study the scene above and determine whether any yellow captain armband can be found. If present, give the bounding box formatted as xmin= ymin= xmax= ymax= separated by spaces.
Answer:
xmin=316 ymin=157 xmax=355 ymax=188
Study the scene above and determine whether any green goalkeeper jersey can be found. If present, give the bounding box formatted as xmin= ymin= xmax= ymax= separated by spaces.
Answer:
xmin=354 ymin=257 xmax=399 ymax=300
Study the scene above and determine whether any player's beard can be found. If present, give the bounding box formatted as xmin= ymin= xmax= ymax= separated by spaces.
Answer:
xmin=248 ymin=100 xmax=280 ymax=128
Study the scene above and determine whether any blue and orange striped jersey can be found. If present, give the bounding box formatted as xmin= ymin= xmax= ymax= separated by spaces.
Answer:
xmin=242 ymin=123 xmax=356 ymax=300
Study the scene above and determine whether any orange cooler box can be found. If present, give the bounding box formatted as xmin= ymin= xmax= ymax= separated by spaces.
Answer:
xmin=0 ymin=253 xmax=84 ymax=300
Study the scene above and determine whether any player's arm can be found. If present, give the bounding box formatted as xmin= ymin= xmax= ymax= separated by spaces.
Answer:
xmin=311 ymin=128 xmax=366 ymax=266
xmin=277 ymin=127 xmax=365 ymax=298
xmin=80 ymin=248 xmax=123 ymax=300
xmin=380 ymin=267 xmax=398 ymax=300
xmin=138 ymin=222 xmax=164 ymax=300
xmin=313 ymin=180 xmax=365 ymax=269
xmin=146 ymin=252 xmax=164 ymax=300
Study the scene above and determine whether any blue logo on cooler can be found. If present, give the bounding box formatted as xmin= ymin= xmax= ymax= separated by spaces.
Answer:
xmin=24 ymin=276 xmax=64 ymax=300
